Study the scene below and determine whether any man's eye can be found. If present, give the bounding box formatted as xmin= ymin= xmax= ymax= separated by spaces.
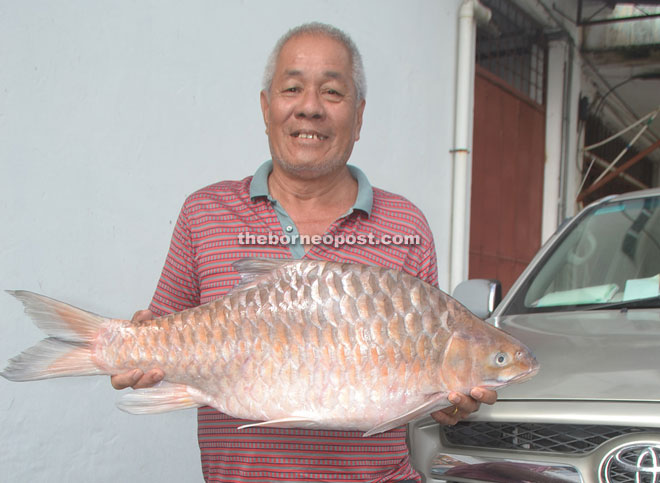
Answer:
xmin=323 ymin=89 xmax=344 ymax=99
xmin=283 ymin=86 xmax=300 ymax=94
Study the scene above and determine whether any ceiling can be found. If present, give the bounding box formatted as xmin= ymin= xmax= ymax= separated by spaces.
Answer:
xmin=578 ymin=1 xmax=660 ymax=130
xmin=509 ymin=0 xmax=660 ymax=176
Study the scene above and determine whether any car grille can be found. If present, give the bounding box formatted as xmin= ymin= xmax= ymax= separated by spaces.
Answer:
xmin=601 ymin=443 xmax=660 ymax=483
xmin=443 ymin=422 xmax=656 ymax=454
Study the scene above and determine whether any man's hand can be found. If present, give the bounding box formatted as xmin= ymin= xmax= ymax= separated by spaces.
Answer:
xmin=110 ymin=309 xmax=165 ymax=390
xmin=431 ymin=387 xmax=497 ymax=425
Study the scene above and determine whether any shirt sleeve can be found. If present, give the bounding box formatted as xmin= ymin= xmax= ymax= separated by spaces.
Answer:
xmin=415 ymin=241 xmax=439 ymax=288
xmin=149 ymin=201 xmax=200 ymax=316
xmin=399 ymin=211 xmax=439 ymax=289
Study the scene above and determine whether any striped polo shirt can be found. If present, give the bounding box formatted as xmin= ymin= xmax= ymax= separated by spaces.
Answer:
xmin=149 ymin=161 xmax=438 ymax=482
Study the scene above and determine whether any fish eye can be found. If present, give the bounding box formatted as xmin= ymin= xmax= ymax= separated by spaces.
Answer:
xmin=494 ymin=352 xmax=509 ymax=366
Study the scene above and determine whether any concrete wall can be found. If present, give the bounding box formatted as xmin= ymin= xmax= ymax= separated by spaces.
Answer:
xmin=0 ymin=1 xmax=461 ymax=480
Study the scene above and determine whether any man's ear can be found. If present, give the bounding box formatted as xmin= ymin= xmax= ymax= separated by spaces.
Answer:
xmin=354 ymin=99 xmax=366 ymax=141
xmin=260 ymin=90 xmax=270 ymax=135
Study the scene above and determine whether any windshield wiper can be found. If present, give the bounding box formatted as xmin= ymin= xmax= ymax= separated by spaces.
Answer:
xmin=585 ymin=295 xmax=660 ymax=310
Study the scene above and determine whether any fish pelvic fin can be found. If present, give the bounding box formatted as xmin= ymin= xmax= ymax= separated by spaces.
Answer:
xmin=1 ymin=290 xmax=108 ymax=381
xmin=117 ymin=383 xmax=202 ymax=414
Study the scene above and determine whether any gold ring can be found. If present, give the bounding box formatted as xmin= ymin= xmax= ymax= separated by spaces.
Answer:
xmin=451 ymin=406 xmax=459 ymax=416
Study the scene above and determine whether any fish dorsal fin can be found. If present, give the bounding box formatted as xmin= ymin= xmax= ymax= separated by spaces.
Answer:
xmin=362 ymin=392 xmax=450 ymax=437
xmin=230 ymin=258 xmax=293 ymax=291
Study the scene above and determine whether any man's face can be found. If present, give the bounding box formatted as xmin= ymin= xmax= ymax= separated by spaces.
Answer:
xmin=260 ymin=33 xmax=365 ymax=178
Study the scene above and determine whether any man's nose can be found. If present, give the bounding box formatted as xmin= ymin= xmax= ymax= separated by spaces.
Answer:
xmin=295 ymin=89 xmax=324 ymax=119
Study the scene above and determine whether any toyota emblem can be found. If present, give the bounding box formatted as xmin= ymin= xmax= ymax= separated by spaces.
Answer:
xmin=600 ymin=443 xmax=660 ymax=483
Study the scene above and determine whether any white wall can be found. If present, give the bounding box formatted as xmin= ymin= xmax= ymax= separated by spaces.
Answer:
xmin=0 ymin=1 xmax=461 ymax=481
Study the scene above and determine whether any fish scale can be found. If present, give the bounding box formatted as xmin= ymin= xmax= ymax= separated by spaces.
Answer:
xmin=2 ymin=258 xmax=539 ymax=436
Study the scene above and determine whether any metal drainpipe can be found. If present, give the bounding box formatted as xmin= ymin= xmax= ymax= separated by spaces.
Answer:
xmin=558 ymin=35 xmax=574 ymax=225
xmin=449 ymin=0 xmax=492 ymax=292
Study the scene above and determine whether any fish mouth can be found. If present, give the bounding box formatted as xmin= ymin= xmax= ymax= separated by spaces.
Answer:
xmin=510 ymin=364 xmax=540 ymax=384
xmin=481 ymin=364 xmax=541 ymax=389
xmin=506 ymin=352 xmax=541 ymax=385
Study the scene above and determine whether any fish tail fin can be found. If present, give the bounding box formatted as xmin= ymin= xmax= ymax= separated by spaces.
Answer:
xmin=1 ymin=338 xmax=104 ymax=381
xmin=1 ymin=290 xmax=108 ymax=381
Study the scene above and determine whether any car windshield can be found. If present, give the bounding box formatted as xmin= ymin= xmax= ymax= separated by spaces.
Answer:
xmin=508 ymin=195 xmax=660 ymax=313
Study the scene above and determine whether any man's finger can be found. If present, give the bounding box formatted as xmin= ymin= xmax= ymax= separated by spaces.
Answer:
xmin=132 ymin=309 xmax=154 ymax=323
xmin=111 ymin=368 xmax=164 ymax=390
xmin=470 ymin=387 xmax=498 ymax=405
xmin=132 ymin=368 xmax=165 ymax=389
xmin=431 ymin=406 xmax=461 ymax=426
xmin=450 ymin=392 xmax=480 ymax=413
xmin=111 ymin=369 xmax=143 ymax=390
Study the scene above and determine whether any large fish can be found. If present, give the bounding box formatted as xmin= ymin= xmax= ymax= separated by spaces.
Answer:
xmin=1 ymin=258 xmax=538 ymax=436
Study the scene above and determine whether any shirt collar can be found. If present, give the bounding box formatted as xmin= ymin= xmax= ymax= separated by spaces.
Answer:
xmin=249 ymin=160 xmax=373 ymax=216
xmin=249 ymin=160 xmax=273 ymax=201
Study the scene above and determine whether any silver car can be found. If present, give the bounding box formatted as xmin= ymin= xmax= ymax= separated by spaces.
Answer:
xmin=409 ymin=188 xmax=660 ymax=483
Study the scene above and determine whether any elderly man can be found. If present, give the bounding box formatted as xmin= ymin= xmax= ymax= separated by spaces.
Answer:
xmin=112 ymin=22 xmax=497 ymax=482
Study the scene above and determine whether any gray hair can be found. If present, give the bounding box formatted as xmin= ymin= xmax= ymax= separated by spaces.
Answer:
xmin=262 ymin=22 xmax=367 ymax=102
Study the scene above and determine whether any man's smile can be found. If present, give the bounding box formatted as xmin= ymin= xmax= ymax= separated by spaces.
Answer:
xmin=292 ymin=130 xmax=328 ymax=140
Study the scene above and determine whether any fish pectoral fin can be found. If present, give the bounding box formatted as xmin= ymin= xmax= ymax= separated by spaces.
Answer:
xmin=238 ymin=416 xmax=318 ymax=431
xmin=362 ymin=392 xmax=451 ymax=437
xmin=116 ymin=382 xmax=203 ymax=415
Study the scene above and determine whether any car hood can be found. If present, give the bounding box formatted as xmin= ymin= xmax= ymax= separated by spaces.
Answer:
xmin=492 ymin=309 xmax=660 ymax=401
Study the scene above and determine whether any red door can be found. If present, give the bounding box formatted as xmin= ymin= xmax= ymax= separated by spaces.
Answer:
xmin=469 ymin=66 xmax=545 ymax=294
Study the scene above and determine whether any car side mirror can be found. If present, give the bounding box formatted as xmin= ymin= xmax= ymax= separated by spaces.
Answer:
xmin=452 ymin=279 xmax=502 ymax=319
